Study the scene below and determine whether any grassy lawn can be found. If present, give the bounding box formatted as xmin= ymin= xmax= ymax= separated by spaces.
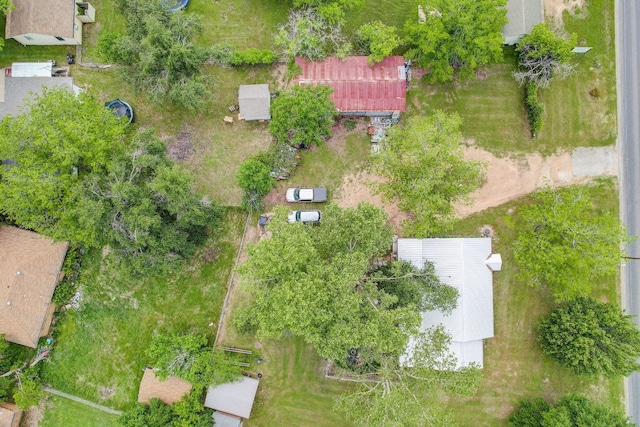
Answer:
xmin=447 ymin=177 xmax=624 ymax=426
xmin=2 ymin=0 xmax=624 ymax=425
xmin=219 ymin=288 xmax=355 ymax=427
xmin=407 ymin=0 xmax=616 ymax=155
xmin=40 ymin=209 xmax=247 ymax=409
xmin=40 ymin=395 xmax=119 ymax=427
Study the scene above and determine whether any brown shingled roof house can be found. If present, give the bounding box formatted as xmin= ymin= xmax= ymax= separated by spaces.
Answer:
xmin=137 ymin=368 xmax=193 ymax=406
xmin=0 ymin=402 xmax=23 ymax=427
xmin=0 ymin=226 xmax=68 ymax=348
xmin=5 ymin=0 xmax=96 ymax=46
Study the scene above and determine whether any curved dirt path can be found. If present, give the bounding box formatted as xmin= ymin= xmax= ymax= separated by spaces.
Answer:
xmin=333 ymin=146 xmax=617 ymax=227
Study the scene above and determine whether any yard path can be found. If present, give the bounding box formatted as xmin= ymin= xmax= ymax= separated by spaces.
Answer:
xmin=41 ymin=387 xmax=122 ymax=415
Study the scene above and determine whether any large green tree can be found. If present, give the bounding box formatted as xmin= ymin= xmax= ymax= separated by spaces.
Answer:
xmin=514 ymin=23 xmax=577 ymax=88
xmin=356 ymin=21 xmax=400 ymax=64
xmin=404 ymin=0 xmax=507 ymax=82
xmin=509 ymin=394 xmax=634 ymax=427
xmin=513 ymin=185 xmax=629 ymax=300
xmin=0 ymin=0 xmax=13 ymax=51
xmin=538 ymin=297 xmax=640 ymax=376
xmin=333 ymin=326 xmax=482 ymax=427
xmin=146 ymin=333 xmax=240 ymax=388
xmin=372 ymin=110 xmax=486 ymax=236
xmin=89 ymin=129 xmax=221 ymax=272
xmin=274 ymin=7 xmax=350 ymax=60
xmin=102 ymin=0 xmax=210 ymax=110
xmin=269 ymin=85 xmax=338 ymax=147
xmin=0 ymin=89 xmax=221 ymax=272
xmin=0 ymin=89 xmax=127 ymax=245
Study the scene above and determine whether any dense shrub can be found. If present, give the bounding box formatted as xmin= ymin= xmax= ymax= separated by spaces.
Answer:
xmin=231 ymin=48 xmax=277 ymax=66
xmin=525 ymin=83 xmax=544 ymax=137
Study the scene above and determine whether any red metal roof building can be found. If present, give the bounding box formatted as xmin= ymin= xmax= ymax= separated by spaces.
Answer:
xmin=294 ymin=56 xmax=407 ymax=116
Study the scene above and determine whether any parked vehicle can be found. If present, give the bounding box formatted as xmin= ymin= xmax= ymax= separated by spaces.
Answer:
xmin=288 ymin=210 xmax=321 ymax=224
xmin=285 ymin=187 xmax=328 ymax=203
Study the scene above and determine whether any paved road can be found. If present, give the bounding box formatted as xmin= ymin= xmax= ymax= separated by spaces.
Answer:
xmin=616 ymin=0 xmax=640 ymax=424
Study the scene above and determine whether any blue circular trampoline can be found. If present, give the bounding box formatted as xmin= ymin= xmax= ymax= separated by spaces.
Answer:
xmin=107 ymin=99 xmax=134 ymax=124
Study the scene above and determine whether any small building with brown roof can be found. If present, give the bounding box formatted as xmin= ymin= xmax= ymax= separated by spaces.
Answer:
xmin=0 ymin=402 xmax=22 ymax=427
xmin=294 ymin=56 xmax=407 ymax=117
xmin=5 ymin=0 xmax=96 ymax=46
xmin=0 ymin=226 xmax=68 ymax=348
xmin=137 ymin=368 xmax=193 ymax=406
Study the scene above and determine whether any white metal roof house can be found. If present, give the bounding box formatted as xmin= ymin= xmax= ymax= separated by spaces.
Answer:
xmin=238 ymin=84 xmax=271 ymax=121
xmin=502 ymin=0 xmax=544 ymax=45
xmin=204 ymin=376 xmax=259 ymax=426
xmin=397 ymin=238 xmax=501 ymax=369
xmin=5 ymin=0 xmax=95 ymax=46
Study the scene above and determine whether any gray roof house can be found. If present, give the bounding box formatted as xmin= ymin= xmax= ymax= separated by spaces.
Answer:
xmin=0 ymin=63 xmax=81 ymax=120
xmin=204 ymin=376 xmax=259 ymax=426
xmin=238 ymin=84 xmax=271 ymax=121
xmin=397 ymin=238 xmax=501 ymax=369
xmin=502 ymin=0 xmax=544 ymax=45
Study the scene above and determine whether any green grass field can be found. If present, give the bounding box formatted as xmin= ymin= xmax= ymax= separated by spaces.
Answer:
xmin=40 ymin=209 xmax=247 ymax=410
xmin=407 ymin=0 xmax=616 ymax=155
xmin=40 ymin=395 xmax=119 ymax=427
xmin=447 ymin=177 xmax=624 ymax=426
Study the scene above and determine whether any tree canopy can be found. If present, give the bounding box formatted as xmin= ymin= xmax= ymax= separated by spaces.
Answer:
xmin=514 ymin=23 xmax=577 ymax=88
xmin=333 ymin=326 xmax=482 ymax=427
xmin=237 ymin=203 xmax=459 ymax=364
xmin=236 ymin=157 xmax=275 ymax=211
xmin=269 ymin=85 xmax=338 ymax=147
xmin=509 ymin=394 xmax=634 ymax=427
xmin=274 ymin=7 xmax=350 ymax=60
xmin=101 ymin=0 xmax=211 ymax=110
xmin=147 ymin=333 xmax=240 ymax=388
xmin=0 ymin=89 xmax=221 ymax=273
xmin=0 ymin=89 xmax=127 ymax=245
xmin=356 ymin=21 xmax=400 ymax=64
xmin=372 ymin=110 xmax=486 ymax=236
xmin=513 ymin=185 xmax=630 ymax=300
xmin=538 ymin=297 xmax=640 ymax=376
xmin=404 ymin=0 xmax=507 ymax=82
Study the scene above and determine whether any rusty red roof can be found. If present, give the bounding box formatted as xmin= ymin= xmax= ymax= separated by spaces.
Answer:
xmin=295 ymin=56 xmax=406 ymax=113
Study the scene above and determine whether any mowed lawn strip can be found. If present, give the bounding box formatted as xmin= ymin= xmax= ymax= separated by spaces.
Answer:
xmin=40 ymin=209 xmax=247 ymax=409
xmin=40 ymin=395 xmax=120 ymax=427
xmin=447 ymin=177 xmax=624 ymax=426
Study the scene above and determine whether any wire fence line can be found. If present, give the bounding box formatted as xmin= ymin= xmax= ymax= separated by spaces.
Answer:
xmin=214 ymin=210 xmax=252 ymax=347
xmin=41 ymin=386 xmax=123 ymax=415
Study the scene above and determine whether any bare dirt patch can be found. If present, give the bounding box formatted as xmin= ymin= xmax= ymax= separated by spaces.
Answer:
xmin=98 ymin=386 xmax=116 ymax=401
xmin=545 ymin=0 xmax=586 ymax=23
xmin=166 ymin=132 xmax=194 ymax=162
xmin=21 ymin=398 xmax=52 ymax=427
xmin=455 ymin=146 xmax=583 ymax=217
xmin=333 ymin=172 xmax=411 ymax=233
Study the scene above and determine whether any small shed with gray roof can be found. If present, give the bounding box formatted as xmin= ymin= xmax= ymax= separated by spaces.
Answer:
xmin=204 ymin=376 xmax=259 ymax=423
xmin=502 ymin=0 xmax=544 ymax=45
xmin=238 ymin=84 xmax=271 ymax=121
xmin=397 ymin=238 xmax=501 ymax=369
